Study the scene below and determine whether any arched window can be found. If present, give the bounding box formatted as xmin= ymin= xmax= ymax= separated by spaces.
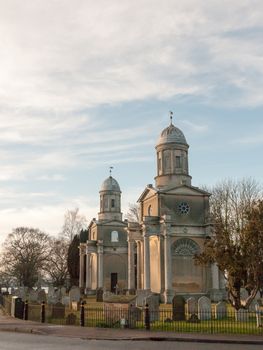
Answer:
xmin=173 ymin=238 xmax=200 ymax=256
xmin=111 ymin=231 xmax=119 ymax=242
xmin=148 ymin=205 xmax=152 ymax=216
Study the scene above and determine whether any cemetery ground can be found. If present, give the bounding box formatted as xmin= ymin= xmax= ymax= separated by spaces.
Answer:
xmin=1 ymin=293 xmax=263 ymax=344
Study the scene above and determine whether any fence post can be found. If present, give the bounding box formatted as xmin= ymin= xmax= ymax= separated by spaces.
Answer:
xmin=145 ymin=303 xmax=150 ymax=330
xmin=80 ymin=301 xmax=85 ymax=327
xmin=41 ymin=301 xmax=45 ymax=323
xmin=23 ymin=300 xmax=28 ymax=321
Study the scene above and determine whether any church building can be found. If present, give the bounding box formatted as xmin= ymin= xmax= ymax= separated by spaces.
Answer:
xmin=79 ymin=116 xmax=224 ymax=303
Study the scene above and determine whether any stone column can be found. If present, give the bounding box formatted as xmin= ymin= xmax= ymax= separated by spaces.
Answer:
xmin=97 ymin=241 xmax=104 ymax=289
xmin=79 ymin=244 xmax=85 ymax=289
xmin=136 ymin=241 xmax=141 ymax=289
xmin=143 ymin=233 xmax=150 ymax=290
xmin=128 ymin=239 xmax=135 ymax=291
xmin=164 ymin=234 xmax=172 ymax=291
xmin=162 ymin=215 xmax=174 ymax=303
xmin=85 ymin=252 xmax=91 ymax=292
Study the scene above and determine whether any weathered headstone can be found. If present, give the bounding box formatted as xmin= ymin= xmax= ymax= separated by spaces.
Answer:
xmin=235 ymin=308 xmax=249 ymax=322
xmin=255 ymin=303 xmax=262 ymax=328
xmin=103 ymin=295 xmax=137 ymax=326
xmin=47 ymin=289 xmax=60 ymax=305
xmin=172 ymin=295 xmax=185 ymax=321
xmin=51 ymin=302 xmax=65 ymax=319
xmin=185 ymin=297 xmax=197 ymax=319
xmin=215 ymin=301 xmax=227 ymax=319
xmin=71 ymin=301 xmax=80 ymax=311
xmin=69 ymin=286 xmax=80 ymax=306
xmin=96 ymin=288 xmax=103 ymax=302
xmin=61 ymin=296 xmax=70 ymax=307
xmin=17 ymin=287 xmax=28 ymax=300
xmin=136 ymin=290 xmax=151 ymax=307
xmin=145 ymin=294 xmax=159 ymax=322
xmin=60 ymin=287 xmax=67 ymax=297
xmin=198 ymin=296 xmax=211 ymax=320
xmin=240 ymin=288 xmax=249 ymax=306
xmin=249 ymin=298 xmax=259 ymax=312
xmin=37 ymin=289 xmax=47 ymax=303
xmin=28 ymin=289 xmax=38 ymax=303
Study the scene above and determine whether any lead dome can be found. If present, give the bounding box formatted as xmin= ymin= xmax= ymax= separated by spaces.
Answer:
xmin=157 ymin=123 xmax=188 ymax=146
xmin=100 ymin=176 xmax=121 ymax=192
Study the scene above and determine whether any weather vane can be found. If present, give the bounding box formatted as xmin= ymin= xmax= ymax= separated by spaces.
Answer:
xmin=109 ymin=166 xmax=113 ymax=176
xmin=169 ymin=111 xmax=173 ymax=125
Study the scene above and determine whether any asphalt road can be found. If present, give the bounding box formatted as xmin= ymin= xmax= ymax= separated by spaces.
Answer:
xmin=0 ymin=332 xmax=262 ymax=350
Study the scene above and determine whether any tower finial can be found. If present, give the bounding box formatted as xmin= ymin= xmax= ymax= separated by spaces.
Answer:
xmin=109 ymin=166 xmax=113 ymax=177
xmin=169 ymin=111 xmax=173 ymax=125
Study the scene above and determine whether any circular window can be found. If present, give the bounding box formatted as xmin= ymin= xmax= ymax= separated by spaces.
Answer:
xmin=178 ymin=202 xmax=190 ymax=215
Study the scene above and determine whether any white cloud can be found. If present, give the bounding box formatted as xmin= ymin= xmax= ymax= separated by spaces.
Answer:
xmin=0 ymin=0 xmax=262 ymax=115
xmin=181 ymin=120 xmax=209 ymax=133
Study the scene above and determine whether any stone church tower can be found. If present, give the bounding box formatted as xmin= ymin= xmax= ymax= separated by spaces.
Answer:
xmin=79 ymin=175 xmax=128 ymax=294
xmin=126 ymin=117 xmax=224 ymax=303
xmin=79 ymin=116 xmax=224 ymax=302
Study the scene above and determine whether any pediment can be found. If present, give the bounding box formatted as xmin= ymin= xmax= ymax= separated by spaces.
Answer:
xmin=137 ymin=185 xmax=157 ymax=202
xmin=161 ymin=185 xmax=210 ymax=197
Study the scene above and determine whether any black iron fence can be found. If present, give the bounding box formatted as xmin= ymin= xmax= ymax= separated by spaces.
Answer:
xmin=1 ymin=295 xmax=263 ymax=335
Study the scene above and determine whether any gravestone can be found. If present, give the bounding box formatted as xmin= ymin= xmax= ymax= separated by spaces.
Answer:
xmin=69 ymin=286 xmax=80 ymax=306
xmin=28 ymin=289 xmax=38 ymax=303
xmin=96 ymin=288 xmax=103 ymax=302
xmin=145 ymin=294 xmax=159 ymax=322
xmin=198 ymin=296 xmax=211 ymax=320
xmin=255 ymin=303 xmax=262 ymax=328
xmin=47 ymin=289 xmax=60 ymax=305
xmin=61 ymin=296 xmax=70 ymax=307
xmin=136 ymin=290 xmax=151 ymax=307
xmin=103 ymin=295 xmax=137 ymax=326
xmin=71 ymin=301 xmax=80 ymax=311
xmin=48 ymin=286 xmax=55 ymax=297
xmin=235 ymin=308 xmax=249 ymax=322
xmin=66 ymin=313 xmax=76 ymax=325
xmin=51 ymin=302 xmax=65 ymax=319
xmin=37 ymin=289 xmax=47 ymax=303
xmin=128 ymin=304 xmax=141 ymax=328
xmin=240 ymin=288 xmax=249 ymax=305
xmin=185 ymin=297 xmax=197 ymax=319
xmin=17 ymin=287 xmax=27 ymax=300
xmin=249 ymin=298 xmax=259 ymax=312
xmin=215 ymin=301 xmax=227 ymax=319
xmin=60 ymin=287 xmax=67 ymax=296
xmin=172 ymin=295 xmax=185 ymax=321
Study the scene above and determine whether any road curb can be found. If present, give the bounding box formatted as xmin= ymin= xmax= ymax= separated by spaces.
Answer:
xmin=1 ymin=326 xmax=263 ymax=345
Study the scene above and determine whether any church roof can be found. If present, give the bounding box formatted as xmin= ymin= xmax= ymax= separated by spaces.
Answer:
xmin=157 ymin=123 xmax=188 ymax=146
xmin=100 ymin=176 xmax=121 ymax=192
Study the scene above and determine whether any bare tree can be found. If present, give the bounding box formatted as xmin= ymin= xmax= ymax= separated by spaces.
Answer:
xmin=61 ymin=208 xmax=87 ymax=243
xmin=1 ymin=227 xmax=51 ymax=288
xmin=125 ymin=203 xmax=140 ymax=222
xmin=196 ymin=178 xmax=263 ymax=310
xmin=45 ymin=238 xmax=68 ymax=287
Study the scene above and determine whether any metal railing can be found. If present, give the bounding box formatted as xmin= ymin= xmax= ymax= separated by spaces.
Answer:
xmin=1 ymin=295 xmax=262 ymax=335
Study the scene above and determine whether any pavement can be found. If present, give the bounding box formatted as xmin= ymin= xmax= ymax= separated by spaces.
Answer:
xmin=0 ymin=310 xmax=263 ymax=345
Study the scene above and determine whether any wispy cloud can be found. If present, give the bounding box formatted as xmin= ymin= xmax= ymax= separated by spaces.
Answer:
xmin=181 ymin=120 xmax=209 ymax=133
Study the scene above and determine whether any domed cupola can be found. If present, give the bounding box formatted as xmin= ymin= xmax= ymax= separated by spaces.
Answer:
xmin=157 ymin=124 xmax=188 ymax=147
xmin=100 ymin=176 xmax=121 ymax=192
xmin=98 ymin=173 xmax=122 ymax=221
xmin=155 ymin=112 xmax=192 ymax=188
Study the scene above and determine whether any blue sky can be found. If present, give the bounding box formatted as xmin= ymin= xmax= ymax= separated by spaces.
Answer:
xmin=0 ymin=1 xmax=262 ymax=241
